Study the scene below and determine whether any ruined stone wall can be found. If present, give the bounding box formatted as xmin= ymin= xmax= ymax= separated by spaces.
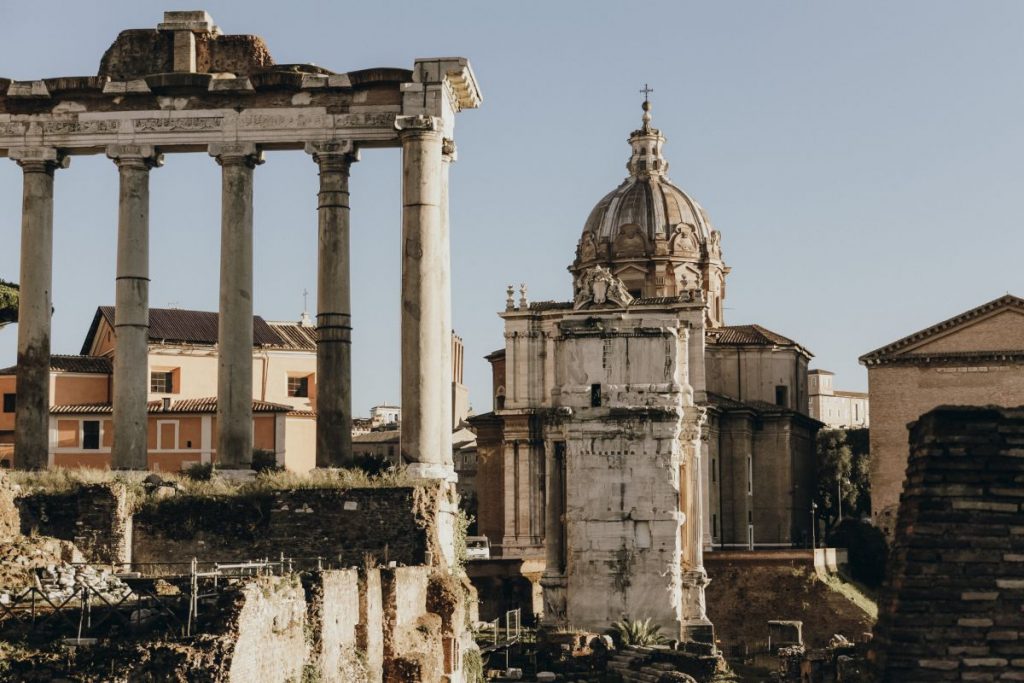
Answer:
xmin=872 ymin=405 xmax=1024 ymax=680
xmin=16 ymin=483 xmax=131 ymax=564
xmin=129 ymin=485 xmax=442 ymax=572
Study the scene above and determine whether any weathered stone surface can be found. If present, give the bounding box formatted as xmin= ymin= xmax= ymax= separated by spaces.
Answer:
xmin=871 ymin=405 xmax=1024 ymax=681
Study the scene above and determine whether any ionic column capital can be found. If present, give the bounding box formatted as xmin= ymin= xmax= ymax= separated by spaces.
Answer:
xmin=107 ymin=144 xmax=164 ymax=170
xmin=395 ymin=115 xmax=443 ymax=138
xmin=442 ymin=138 xmax=457 ymax=163
xmin=10 ymin=147 xmax=69 ymax=174
xmin=304 ymin=141 xmax=359 ymax=172
xmin=209 ymin=143 xmax=264 ymax=168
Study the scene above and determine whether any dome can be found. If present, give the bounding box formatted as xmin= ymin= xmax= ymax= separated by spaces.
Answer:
xmin=571 ymin=100 xmax=729 ymax=326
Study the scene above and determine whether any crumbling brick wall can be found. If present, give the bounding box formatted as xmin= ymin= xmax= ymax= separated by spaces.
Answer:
xmin=16 ymin=483 xmax=131 ymax=564
xmin=872 ymin=405 xmax=1024 ymax=680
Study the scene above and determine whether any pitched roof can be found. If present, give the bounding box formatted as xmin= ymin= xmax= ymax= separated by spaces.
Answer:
xmin=50 ymin=398 xmax=292 ymax=415
xmin=860 ymin=295 xmax=1024 ymax=365
xmin=706 ymin=324 xmax=799 ymax=347
xmin=267 ymin=322 xmax=317 ymax=351
xmin=0 ymin=354 xmax=112 ymax=375
xmin=81 ymin=307 xmax=315 ymax=354
xmin=352 ymin=429 xmax=400 ymax=444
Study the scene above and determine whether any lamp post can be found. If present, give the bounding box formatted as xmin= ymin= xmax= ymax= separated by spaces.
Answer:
xmin=810 ymin=501 xmax=818 ymax=549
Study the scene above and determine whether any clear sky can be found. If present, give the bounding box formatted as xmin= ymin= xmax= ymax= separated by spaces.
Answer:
xmin=1 ymin=1 xmax=1022 ymax=416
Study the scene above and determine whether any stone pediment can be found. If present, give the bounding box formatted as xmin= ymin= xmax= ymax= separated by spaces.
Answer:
xmin=860 ymin=294 xmax=1024 ymax=365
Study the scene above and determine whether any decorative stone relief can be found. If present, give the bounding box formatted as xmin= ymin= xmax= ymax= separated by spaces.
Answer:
xmin=134 ymin=116 xmax=222 ymax=132
xmin=574 ymin=265 xmax=634 ymax=309
xmin=613 ymin=223 xmax=647 ymax=257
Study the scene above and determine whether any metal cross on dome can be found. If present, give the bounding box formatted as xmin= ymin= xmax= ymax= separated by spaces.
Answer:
xmin=640 ymin=83 xmax=654 ymax=102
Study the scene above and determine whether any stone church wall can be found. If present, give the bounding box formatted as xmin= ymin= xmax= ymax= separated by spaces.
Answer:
xmin=871 ymin=405 xmax=1024 ymax=680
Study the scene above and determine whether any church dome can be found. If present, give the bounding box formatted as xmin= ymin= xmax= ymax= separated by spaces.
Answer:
xmin=571 ymin=99 xmax=729 ymax=326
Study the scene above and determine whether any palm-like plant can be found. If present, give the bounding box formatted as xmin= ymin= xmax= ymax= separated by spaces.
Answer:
xmin=610 ymin=617 xmax=667 ymax=646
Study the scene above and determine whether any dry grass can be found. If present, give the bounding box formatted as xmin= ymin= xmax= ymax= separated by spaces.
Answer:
xmin=7 ymin=465 xmax=416 ymax=499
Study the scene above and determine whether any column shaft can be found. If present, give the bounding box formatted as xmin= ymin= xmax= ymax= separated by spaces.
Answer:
xmin=11 ymin=149 xmax=65 ymax=470
xmin=438 ymin=141 xmax=455 ymax=468
xmin=306 ymin=142 xmax=358 ymax=468
xmin=397 ymin=117 xmax=445 ymax=474
xmin=108 ymin=146 xmax=161 ymax=470
xmin=210 ymin=144 xmax=263 ymax=468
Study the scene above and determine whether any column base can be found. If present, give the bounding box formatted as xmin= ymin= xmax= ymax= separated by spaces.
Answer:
xmin=406 ymin=462 xmax=457 ymax=482
xmin=539 ymin=574 xmax=567 ymax=627
xmin=681 ymin=568 xmax=713 ymax=644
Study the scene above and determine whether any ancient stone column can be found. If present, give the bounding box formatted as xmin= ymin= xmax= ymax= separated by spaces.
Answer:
xmin=305 ymin=142 xmax=359 ymax=468
xmin=396 ymin=116 xmax=448 ymax=478
xmin=439 ymin=139 xmax=456 ymax=468
xmin=540 ymin=441 xmax=568 ymax=625
xmin=681 ymin=404 xmax=713 ymax=643
xmin=107 ymin=145 xmax=162 ymax=470
xmin=210 ymin=143 xmax=264 ymax=468
xmin=10 ymin=148 xmax=67 ymax=470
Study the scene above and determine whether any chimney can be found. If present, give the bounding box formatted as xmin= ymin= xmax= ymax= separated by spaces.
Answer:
xmin=162 ymin=397 xmax=171 ymax=412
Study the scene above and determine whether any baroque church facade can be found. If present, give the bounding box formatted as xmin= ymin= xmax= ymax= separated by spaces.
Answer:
xmin=471 ymin=101 xmax=821 ymax=638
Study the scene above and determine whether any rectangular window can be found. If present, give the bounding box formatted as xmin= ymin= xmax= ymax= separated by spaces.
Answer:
xmin=747 ymin=524 xmax=754 ymax=551
xmin=590 ymin=383 xmax=602 ymax=408
xmin=775 ymin=385 xmax=788 ymax=408
xmin=287 ymin=376 xmax=309 ymax=398
xmin=82 ymin=421 xmax=100 ymax=450
xmin=711 ymin=458 xmax=717 ymax=484
xmin=747 ymin=454 xmax=753 ymax=495
xmin=150 ymin=371 xmax=173 ymax=393
xmin=712 ymin=514 xmax=718 ymax=537
xmin=2 ymin=393 xmax=14 ymax=413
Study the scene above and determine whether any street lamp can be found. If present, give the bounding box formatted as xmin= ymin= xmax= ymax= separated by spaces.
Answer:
xmin=810 ymin=502 xmax=818 ymax=549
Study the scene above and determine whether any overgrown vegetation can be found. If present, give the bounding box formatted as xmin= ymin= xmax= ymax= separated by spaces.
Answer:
xmin=0 ymin=279 xmax=18 ymax=326
xmin=828 ymin=519 xmax=889 ymax=588
xmin=453 ymin=507 xmax=474 ymax=572
xmin=462 ymin=647 xmax=485 ymax=683
xmin=609 ymin=617 xmax=667 ymax=646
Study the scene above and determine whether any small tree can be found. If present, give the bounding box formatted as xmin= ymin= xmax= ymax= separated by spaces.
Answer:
xmin=0 ymin=280 xmax=18 ymax=327
xmin=814 ymin=429 xmax=871 ymax=530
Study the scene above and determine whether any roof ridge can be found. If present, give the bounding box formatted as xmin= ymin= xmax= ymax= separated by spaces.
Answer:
xmin=860 ymin=294 xmax=1024 ymax=363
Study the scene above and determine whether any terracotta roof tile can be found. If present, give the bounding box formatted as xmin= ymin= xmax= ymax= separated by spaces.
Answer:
xmin=706 ymin=324 xmax=799 ymax=347
xmin=0 ymin=355 xmax=111 ymax=375
xmin=50 ymin=397 xmax=291 ymax=415
xmin=267 ymin=322 xmax=317 ymax=351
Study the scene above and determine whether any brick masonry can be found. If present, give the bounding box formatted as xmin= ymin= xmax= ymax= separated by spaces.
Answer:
xmin=871 ymin=405 xmax=1024 ymax=681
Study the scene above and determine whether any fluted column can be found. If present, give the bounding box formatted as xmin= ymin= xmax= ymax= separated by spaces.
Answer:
xmin=210 ymin=143 xmax=264 ymax=468
xmin=396 ymin=115 xmax=447 ymax=478
xmin=439 ymin=139 xmax=456 ymax=467
xmin=108 ymin=145 xmax=162 ymax=470
xmin=540 ymin=440 xmax=568 ymax=626
xmin=305 ymin=141 xmax=359 ymax=468
xmin=10 ymin=147 xmax=67 ymax=470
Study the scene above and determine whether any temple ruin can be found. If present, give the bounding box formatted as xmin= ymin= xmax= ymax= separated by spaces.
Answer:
xmin=0 ymin=11 xmax=481 ymax=483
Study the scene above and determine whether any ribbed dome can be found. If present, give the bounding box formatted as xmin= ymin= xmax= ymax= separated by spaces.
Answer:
xmin=571 ymin=100 xmax=729 ymax=325
xmin=581 ymin=175 xmax=715 ymax=244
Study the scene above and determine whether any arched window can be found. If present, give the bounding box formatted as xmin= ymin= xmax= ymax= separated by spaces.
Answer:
xmin=495 ymin=386 xmax=506 ymax=410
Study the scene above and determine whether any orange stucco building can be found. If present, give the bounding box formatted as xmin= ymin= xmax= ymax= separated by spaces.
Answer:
xmin=0 ymin=307 xmax=318 ymax=471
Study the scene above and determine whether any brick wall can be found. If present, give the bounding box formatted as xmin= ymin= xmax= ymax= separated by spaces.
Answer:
xmin=131 ymin=485 xmax=444 ymax=572
xmin=17 ymin=483 xmax=131 ymax=564
xmin=868 ymin=362 xmax=1024 ymax=532
xmin=872 ymin=405 xmax=1024 ymax=680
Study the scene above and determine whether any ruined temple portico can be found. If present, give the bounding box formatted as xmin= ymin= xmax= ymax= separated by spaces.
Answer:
xmin=0 ymin=11 xmax=481 ymax=474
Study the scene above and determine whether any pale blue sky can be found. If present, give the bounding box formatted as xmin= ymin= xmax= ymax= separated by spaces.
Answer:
xmin=1 ymin=2 xmax=1022 ymax=415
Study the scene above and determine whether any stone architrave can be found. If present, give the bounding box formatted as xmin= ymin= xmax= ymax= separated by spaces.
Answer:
xmin=306 ymin=141 xmax=359 ymax=468
xmin=210 ymin=143 xmax=264 ymax=468
xmin=107 ymin=144 xmax=162 ymax=470
xmin=10 ymin=147 xmax=68 ymax=470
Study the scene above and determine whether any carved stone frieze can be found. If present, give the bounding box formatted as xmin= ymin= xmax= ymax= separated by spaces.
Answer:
xmin=133 ymin=116 xmax=223 ymax=132
xmin=573 ymin=265 xmax=634 ymax=309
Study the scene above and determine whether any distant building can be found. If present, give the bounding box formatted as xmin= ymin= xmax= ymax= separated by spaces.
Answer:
xmin=807 ymin=369 xmax=869 ymax=429
xmin=351 ymin=429 xmax=401 ymax=466
xmin=0 ymin=306 xmax=317 ymax=471
xmin=860 ymin=294 xmax=1024 ymax=534
xmin=369 ymin=405 xmax=401 ymax=429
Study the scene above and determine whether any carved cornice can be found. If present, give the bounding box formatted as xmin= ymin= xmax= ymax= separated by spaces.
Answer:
xmin=394 ymin=115 xmax=442 ymax=136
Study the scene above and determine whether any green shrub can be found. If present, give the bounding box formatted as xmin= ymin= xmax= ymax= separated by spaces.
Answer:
xmin=183 ymin=462 xmax=214 ymax=481
xmin=610 ymin=617 xmax=667 ymax=646
xmin=252 ymin=449 xmax=281 ymax=473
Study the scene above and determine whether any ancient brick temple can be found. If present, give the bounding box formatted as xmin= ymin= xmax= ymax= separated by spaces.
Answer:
xmin=872 ymin=405 xmax=1024 ymax=680
xmin=0 ymin=12 xmax=481 ymax=487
